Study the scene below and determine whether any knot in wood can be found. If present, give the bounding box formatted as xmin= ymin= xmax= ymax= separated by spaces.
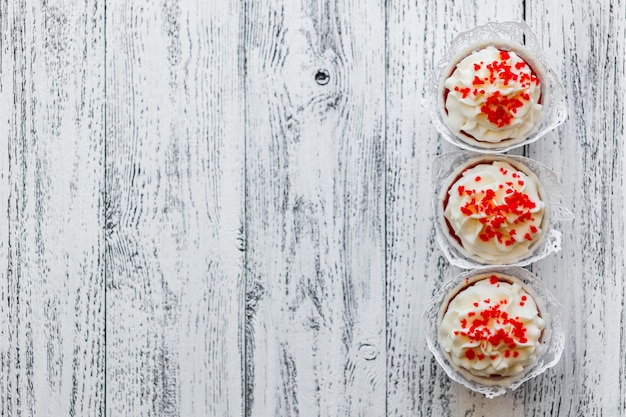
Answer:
xmin=358 ymin=343 xmax=378 ymax=360
xmin=314 ymin=69 xmax=330 ymax=85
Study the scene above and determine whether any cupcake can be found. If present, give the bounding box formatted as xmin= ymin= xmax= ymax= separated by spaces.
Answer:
xmin=438 ymin=272 xmax=545 ymax=380
xmin=443 ymin=45 xmax=544 ymax=147
xmin=430 ymin=22 xmax=567 ymax=153
xmin=441 ymin=156 xmax=547 ymax=265
xmin=423 ymin=267 xmax=564 ymax=398
xmin=432 ymin=151 xmax=573 ymax=268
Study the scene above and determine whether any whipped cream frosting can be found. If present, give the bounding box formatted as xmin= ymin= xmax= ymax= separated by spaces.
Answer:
xmin=439 ymin=275 xmax=545 ymax=378
xmin=443 ymin=160 xmax=545 ymax=264
xmin=444 ymin=45 xmax=543 ymax=144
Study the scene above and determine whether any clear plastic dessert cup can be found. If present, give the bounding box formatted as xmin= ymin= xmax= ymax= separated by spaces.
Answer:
xmin=432 ymin=150 xmax=573 ymax=269
xmin=429 ymin=21 xmax=567 ymax=153
xmin=423 ymin=267 xmax=564 ymax=398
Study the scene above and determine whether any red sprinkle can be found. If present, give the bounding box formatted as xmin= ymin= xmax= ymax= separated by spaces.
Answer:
xmin=458 ymin=166 xmax=540 ymax=246
xmin=455 ymin=86 xmax=471 ymax=98
xmin=452 ymin=282 xmax=531 ymax=360
xmin=467 ymin=50 xmax=539 ymax=128
xmin=490 ymin=275 xmax=498 ymax=285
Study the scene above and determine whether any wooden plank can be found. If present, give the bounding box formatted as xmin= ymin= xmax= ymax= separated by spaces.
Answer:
xmin=105 ymin=1 xmax=245 ymax=416
xmin=384 ymin=3 xmax=528 ymax=416
xmin=0 ymin=0 xmax=104 ymax=415
xmin=524 ymin=1 xmax=626 ymax=416
xmin=243 ymin=0 xmax=386 ymax=415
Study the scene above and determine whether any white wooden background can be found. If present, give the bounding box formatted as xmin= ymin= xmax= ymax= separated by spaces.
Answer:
xmin=0 ymin=0 xmax=624 ymax=416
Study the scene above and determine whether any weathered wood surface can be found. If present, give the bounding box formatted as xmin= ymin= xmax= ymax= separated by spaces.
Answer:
xmin=105 ymin=0 xmax=245 ymax=416
xmin=0 ymin=0 xmax=624 ymax=416
xmin=0 ymin=0 xmax=105 ymax=416
xmin=244 ymin=0 xmax=386 ymax=415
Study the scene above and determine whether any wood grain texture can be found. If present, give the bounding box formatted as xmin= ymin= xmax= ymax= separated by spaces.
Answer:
xmin=244 ymin=0 xmax=386 ymax=415
xmin=1 ymin=0 xmax=624 ymax=415
xmin=0 ymin=0 xmax=104 ymax=415
xmin=105 ymin=0 xmax=245 ymax=416
xmin=524 ymin=1 xmax=626 ymax=416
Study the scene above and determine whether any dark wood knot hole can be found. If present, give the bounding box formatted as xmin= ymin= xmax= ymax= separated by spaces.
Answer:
xmin=315 ymin=69 xmax=330 ymax=85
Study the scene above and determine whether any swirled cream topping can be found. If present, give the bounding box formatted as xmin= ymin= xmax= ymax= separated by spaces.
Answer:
xmin=444 ymin=46 xmax=543 ymax=143
xmin=443 ymin=160 xmax=545 ymax=263
xmin=439 ymin=275 xmax=545 ymax=378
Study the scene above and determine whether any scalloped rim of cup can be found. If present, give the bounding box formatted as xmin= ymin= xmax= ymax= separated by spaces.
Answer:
xmin=422 ymin=266 xmax=565 ymax=398
xmin=430 ymin=21 xmax=567 ymax=153
xmin=431 ymin=150 xmax=573 ymax=268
